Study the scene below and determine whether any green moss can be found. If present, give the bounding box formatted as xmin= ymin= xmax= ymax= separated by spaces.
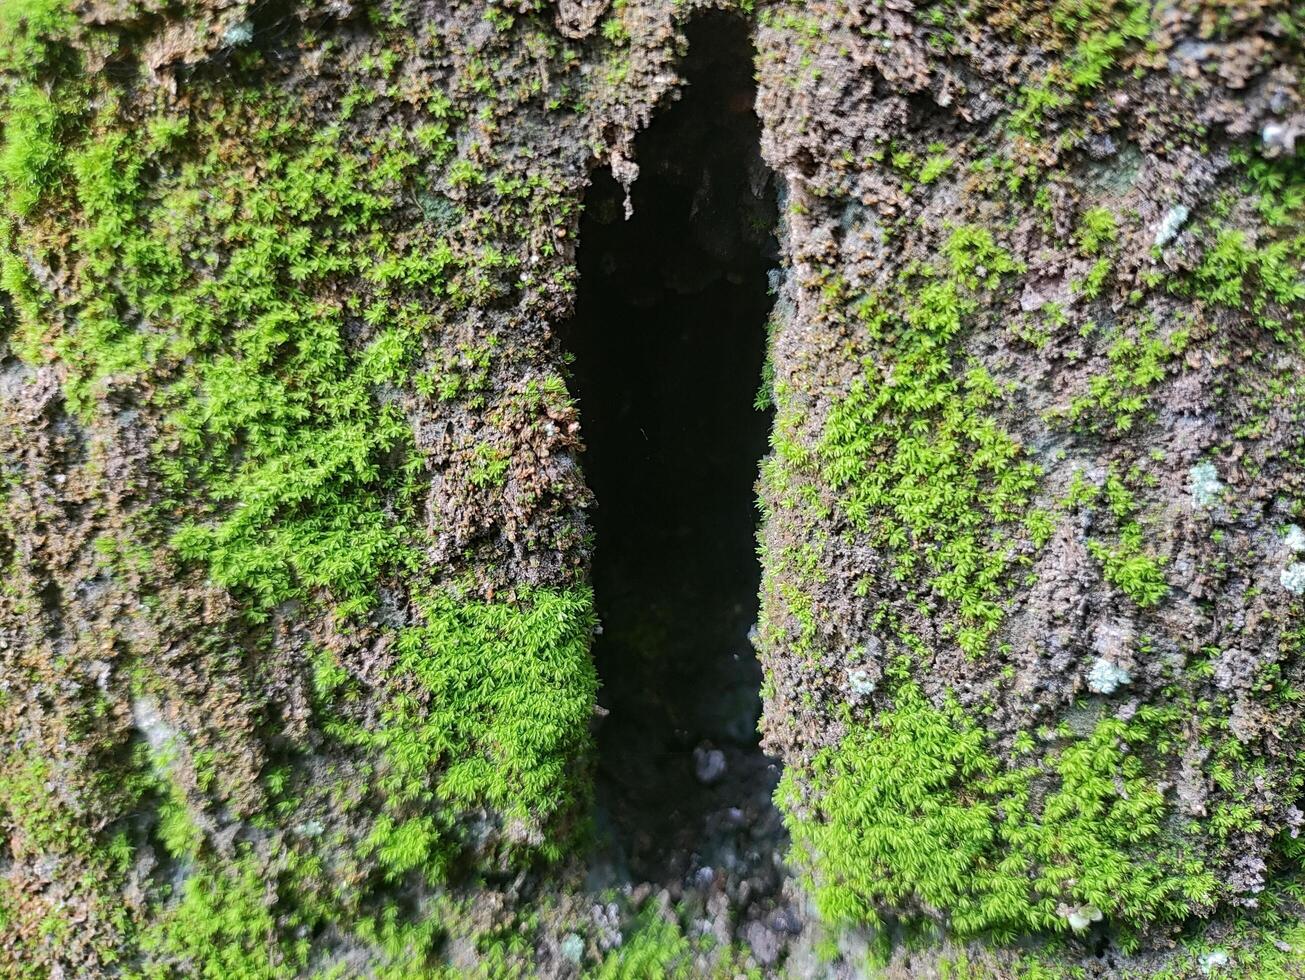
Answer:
xmin=918 ymin=153 xmax=953 ymax=185
xmin=1175 ymin=223 xmax=1305 ymax=344
xmin=148 ymin=743 xmax=203 ymax=864
xmin=0 ymin=0 xmax=79 ymax=216
xmin=156 ymin=786 xmax=202 ymax=864
xmin=0 ymin=751 xmax=97 ymax=855
xmin=14 ymin=108 xmax=447 ymax=620
xmin=351 ymin=902 xmax=449 ymax=979
xmin=0 ymin=741 xmax=160 ymax=969
xmin=1071 ymin=257 xmax=1112 ymax=300
xmin=324 ymin=587 xmax=598 ymax=882
xmin=1055 ymin=313 xmax=1190 ymax=433
xmin=0 ymin=0 xmax=74 ymax=73
xmin=1086 ymin=522 xmax=1167 ymax=607
xmin=468 ymin=442 xmax=510 ymax=488
xmin=781 ymin=677 xmax=1215 ymax=942
xmin=1240 ymin=146 xmax=1305 ymax=229
xmin=820 ymin=227 xmax=1038 ymax=656
xmin=1007 ymin=0 xmax=1152 ymax=137
xmin=0 ymin=19 xmax=603 ymax=963
xmin=0 ymin=83 xmax=69 ymax=215
xmin=1075 ymin=206 xmax=1118 ymax=256
xmin=1057 ymin=468 xmax=1168 ymax=607
xmin=591 ymin=911 xmax=696 ymax=979
xmin=1137 ymin=872 xmax=1305 ymax=979
xmin=141 ymin=850 xmax=312 ymax=979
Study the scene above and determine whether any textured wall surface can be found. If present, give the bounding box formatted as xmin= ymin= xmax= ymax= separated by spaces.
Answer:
xmin=0 ymin=0 xmax=1301 ymax=975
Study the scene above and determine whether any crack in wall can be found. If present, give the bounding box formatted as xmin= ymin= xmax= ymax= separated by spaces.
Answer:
xmin=567 ymin=12 xmax=788 ymax=902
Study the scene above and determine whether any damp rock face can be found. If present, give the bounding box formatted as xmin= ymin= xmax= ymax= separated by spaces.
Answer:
xmin=0 ymin=0 xmax=1301 ymax=978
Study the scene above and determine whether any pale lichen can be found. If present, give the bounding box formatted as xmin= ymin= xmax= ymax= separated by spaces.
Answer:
xmin=1280 ymin=563 xmax=1305 ymax=595
xmin=1188 ymin=461 xmax=1224 ymax=508
xmin=1087 ymin=657 xmax=1132 ymax=695
xmin=1154 ymin=204 xmax=1191 ymax=248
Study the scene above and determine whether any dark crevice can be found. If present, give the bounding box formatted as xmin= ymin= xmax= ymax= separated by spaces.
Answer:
xmin=38 ymin=579 xmax=64 ymax=638
xmin=567 ymin=12 xmax=785 ymax=894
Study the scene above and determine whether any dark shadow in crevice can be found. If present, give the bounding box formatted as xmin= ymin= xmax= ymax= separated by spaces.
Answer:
xmin=567 ymin=11 xmax=783 ymax=889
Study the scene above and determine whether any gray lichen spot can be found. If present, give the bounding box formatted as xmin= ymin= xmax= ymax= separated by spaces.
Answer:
xmin=846 ymin=667 xmax=876 ymax=697
xmin=1284 ymin=524 xmax=1305 ymax=553
xmin=1188 ymin=461 xmax=1224 ymax=508
xmin=1281 ymin=562 xmax=1305 ymax=595
xmin=1198 ymin=949 xmax=1232 ymax=975
xmin=560 ymin=934 xmax=584 ymax=965
xmin=1154 ymin=204 xmax=1191 ymax=248
xmin=1087 ymin=658 xmax=1132 ymax=695
xmin=131 ymin=696 xmax=176 ymax=762
xmin=222 ymin=19 xmax=255 ymax=47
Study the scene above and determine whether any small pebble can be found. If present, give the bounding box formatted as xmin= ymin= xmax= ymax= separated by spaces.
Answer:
xmin=693 ymin=745 xmax=727 ymax=785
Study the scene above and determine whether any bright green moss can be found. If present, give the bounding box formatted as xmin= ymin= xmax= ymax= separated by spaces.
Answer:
xmin=0 ymin=83 xmax=68 ymax=215
xmin=147 ymin=741 xmax=204 ymax=864
xmin=1167 ymin=153 xmax=1305 ymax=346
xmin=30 ymin=111 xmax=441 ymax=619
xmin=918 ymin=153 xmax=953 ymax=185
xmin=0 ymin=0 xmax=79 ymax=216
xmin=1241 ymin=147 xmax=1305 ymax=229
xmin=0 ymin=29 xmax=602 ymax=963
xmin=0 ymin=751 xmax=97 ymax=855
xmin=1057 ymin=468 xmax=1169 ymax=607
xmin=141 ymin=850 xmax=312 ymax=979
xmin=323 ymin=587 xmax=598 ymax=882
xmin=1007 ymin=0 xmax=1152 ymax=137
xmin=592 ymin=911 xmax=696 ymax=979
xmin=1086 ymin=523 xmax=1167 ymax=607
xmin=1075 ymin=206 xmax=1118 ymax=256
xmin=1177 ymin=224 xmax=1305 ymax=345
xmin=1072 ymin=257 xmax=1112 ymax=300
xmin=1070 ymin=208 xmax=1119 ymax=300
xmin=155 ymin=785 xmax=202 ymax=864
xmin=1056 ymin=313 xmax=1190 ymax=433
xmin=1189 ymin=227 xmax=1303 ymax=310
xmin=467 ymin=442 xmax=510 ymax=487
xmin=820 ymin=227 xmax=1038 ymax=656
xmin=0 ymin=0 xmax=73 ymax=73
xmin=781 ymin=679 xmax=1214 ymax=943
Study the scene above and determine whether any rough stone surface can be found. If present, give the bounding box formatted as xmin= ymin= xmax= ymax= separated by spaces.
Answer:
xmin=0 ymin=0 xmax=1301 ymax=976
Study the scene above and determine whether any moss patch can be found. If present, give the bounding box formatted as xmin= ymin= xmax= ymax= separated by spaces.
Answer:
xmin=781 ymin=674 xmax=1215 ymax=944
xmin=820 ymin=226 xmax=1039 ymax=656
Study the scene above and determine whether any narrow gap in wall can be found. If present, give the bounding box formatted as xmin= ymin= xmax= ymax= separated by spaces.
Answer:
xmin=567 ymin=11 xmax=786 ymax=897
